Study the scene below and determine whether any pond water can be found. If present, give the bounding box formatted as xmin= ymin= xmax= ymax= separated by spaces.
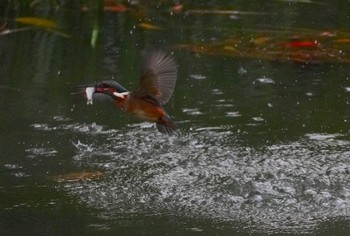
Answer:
xmin=1 ymin=1 xmax=350 ymax=235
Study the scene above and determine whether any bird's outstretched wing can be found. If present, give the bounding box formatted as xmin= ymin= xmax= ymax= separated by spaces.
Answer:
xmin=132 ymin=50 xmax=177 ymax=105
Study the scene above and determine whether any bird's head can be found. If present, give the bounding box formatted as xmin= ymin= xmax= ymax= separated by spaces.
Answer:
xmin=78 ymin=80 xmax=128 ymax=105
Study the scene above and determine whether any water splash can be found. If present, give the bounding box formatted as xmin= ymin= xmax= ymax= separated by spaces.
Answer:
xmin=52 ymin=122 xmax=350 ymax=234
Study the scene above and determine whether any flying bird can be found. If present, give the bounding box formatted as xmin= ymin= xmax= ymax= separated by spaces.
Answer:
xmin=79 ymin=50 xmax=178 ymax=134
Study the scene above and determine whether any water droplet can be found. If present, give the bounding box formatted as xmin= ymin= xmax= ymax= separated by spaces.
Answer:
xmin=189 ymin=74 xmax=206 ymax=80
xmin=255 ymin=77 xmax=274 ymax=84
xmin=238 ymin=66 xmax=247 ymax=75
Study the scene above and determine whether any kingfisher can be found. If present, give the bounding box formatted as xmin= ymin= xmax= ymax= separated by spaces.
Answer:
xmin=79 ymin=50 xmax=178 ymax=134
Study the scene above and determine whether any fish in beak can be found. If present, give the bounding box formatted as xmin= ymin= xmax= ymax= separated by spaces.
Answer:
xmin=85 ymin=87 xmax=96 ymax=105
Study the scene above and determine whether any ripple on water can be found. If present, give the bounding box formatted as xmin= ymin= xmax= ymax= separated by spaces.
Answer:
xmin=182 ymin=108 xmax=203 ymax=116
xmin=51 ymin=122 xmax=350 ymax=234
xmin=25 ymin=148 xmax=58 ymax=157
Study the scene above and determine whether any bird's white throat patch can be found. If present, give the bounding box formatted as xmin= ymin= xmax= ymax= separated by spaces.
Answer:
xmin=113 ymin=91 xmax=129 ymax=99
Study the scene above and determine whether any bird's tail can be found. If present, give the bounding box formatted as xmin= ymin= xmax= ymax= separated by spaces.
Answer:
xmin=156 ymin=114 xmax=178 ymax=134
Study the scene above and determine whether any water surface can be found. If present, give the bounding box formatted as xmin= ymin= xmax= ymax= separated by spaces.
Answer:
xmin=1 ymin=1 xmax=350 ymax=235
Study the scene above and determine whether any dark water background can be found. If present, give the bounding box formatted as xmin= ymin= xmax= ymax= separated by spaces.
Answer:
xmin=1 ymin=1 xmax=350 ymax=235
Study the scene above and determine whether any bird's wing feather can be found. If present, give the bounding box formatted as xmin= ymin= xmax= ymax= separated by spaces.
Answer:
xmin=132 ymin=50 xmax=177 ymax=105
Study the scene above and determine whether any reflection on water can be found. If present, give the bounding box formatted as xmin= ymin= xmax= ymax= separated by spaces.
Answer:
xmin=30 ymin=119 xmax=350 ymax=234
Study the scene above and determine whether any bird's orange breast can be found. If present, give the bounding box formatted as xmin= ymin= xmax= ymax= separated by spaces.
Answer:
xmin=116 ymin=96 xmax=165 ymax=122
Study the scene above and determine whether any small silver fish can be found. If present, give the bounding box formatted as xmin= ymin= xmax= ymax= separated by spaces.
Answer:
xmin=85 ymin=87 xmax=95 ymax=105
